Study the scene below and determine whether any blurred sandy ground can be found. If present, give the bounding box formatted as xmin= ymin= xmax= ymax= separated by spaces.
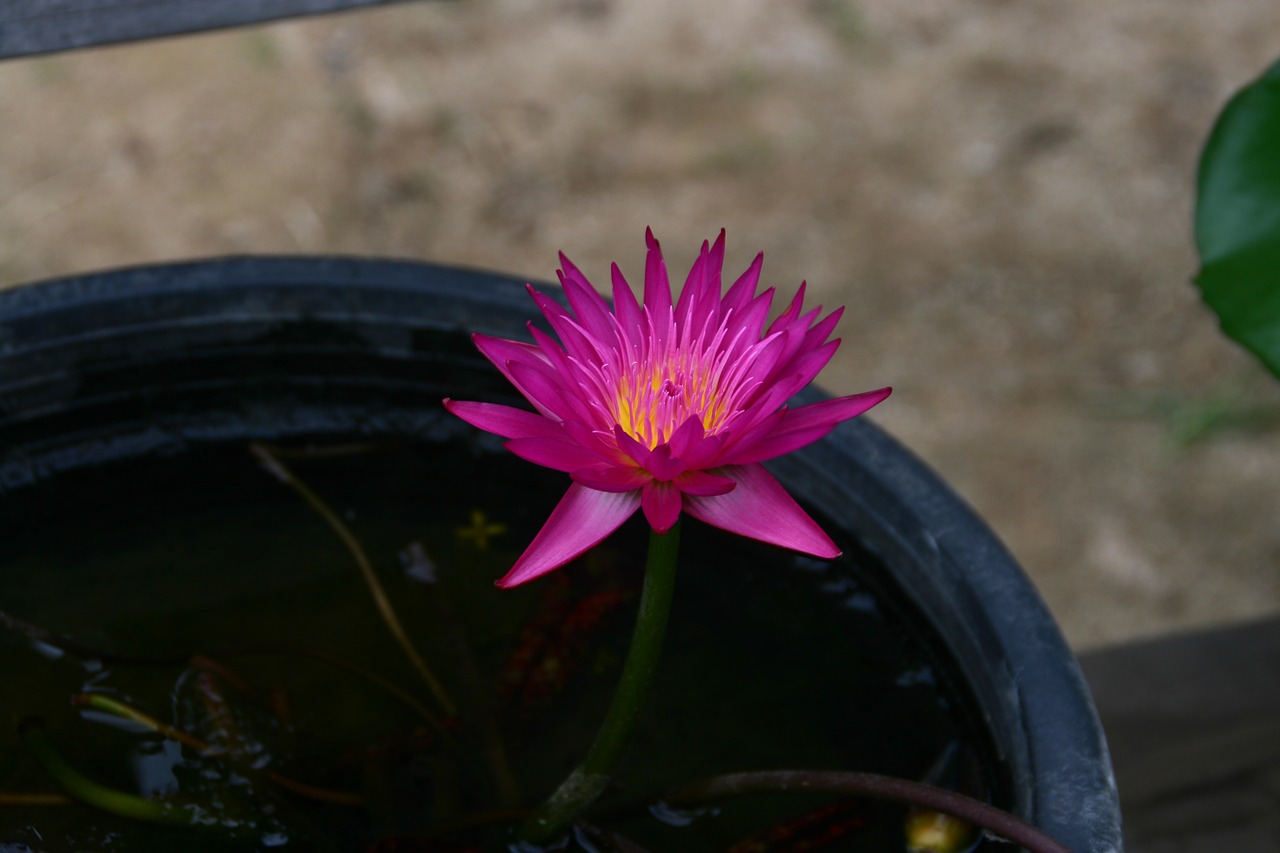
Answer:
xmin=1 ymin=0 xmax=1278 ymax=651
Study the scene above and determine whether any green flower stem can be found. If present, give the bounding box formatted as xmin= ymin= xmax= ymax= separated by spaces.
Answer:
xmin=520 ymin=522 xmax=681 ymax=844
xmin=19 ymin=719 xmax=187 ymax=824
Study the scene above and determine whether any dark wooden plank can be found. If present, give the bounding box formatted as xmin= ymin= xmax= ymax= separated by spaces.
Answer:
xmin=1079 ymin=616 xmax=1280 ymax=853
xmin=0 ymin=0 xmax=428 ymax=61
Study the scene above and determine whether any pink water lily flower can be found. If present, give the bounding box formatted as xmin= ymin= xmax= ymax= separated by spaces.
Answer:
xmin=444 ymin=230 xmax=890 ymax=587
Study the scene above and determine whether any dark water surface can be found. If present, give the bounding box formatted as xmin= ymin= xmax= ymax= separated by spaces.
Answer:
xmin=0 ymin=441 xmax=999 ymax=851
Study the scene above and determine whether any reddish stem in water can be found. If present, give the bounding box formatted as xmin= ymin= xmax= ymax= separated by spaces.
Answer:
xmin=661 ymin=770 xmax=1073 ymax=853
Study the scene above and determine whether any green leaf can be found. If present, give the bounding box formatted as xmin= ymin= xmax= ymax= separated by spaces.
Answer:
xmin=1194 ymin=56 xmax=1280 ymax=381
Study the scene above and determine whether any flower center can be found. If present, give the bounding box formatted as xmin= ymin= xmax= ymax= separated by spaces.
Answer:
xmin=613 ymin=353 xmax=729 ymax=449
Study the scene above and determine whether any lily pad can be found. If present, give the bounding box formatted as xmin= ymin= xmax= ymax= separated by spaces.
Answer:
xmin=1195 ymin=56 xmax=1280 ymax=380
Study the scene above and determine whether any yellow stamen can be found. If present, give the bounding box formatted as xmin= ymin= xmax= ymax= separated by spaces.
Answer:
xmin=614 ymin=354 xmax=728 ymax=449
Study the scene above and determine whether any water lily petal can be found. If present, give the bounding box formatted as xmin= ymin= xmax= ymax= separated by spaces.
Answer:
xmin=643 ymin=228 xmax=673 ymax=346
xmin=767 ymin=281 xmax=808 ymax=336
xmin=508 ymin=359 xmax=596 ymax=425
xmin=442 ymin=400 xmax=568 ymax=442
xmin=722 ymin=251 xmax=765 ymax=323
xmin=564 ymin=420 xmax=628 ymax=461
xmin=674 ymin=469 xmax=736 ymax=497
xmin=721 ymin=285 xmax=774 ymax=363
xmin=527 ymin=286 xmax=614 ymax=368
xmin=665 ymin=414 xmax=708 ymax=461
xmin=613 ymin=426 xmax=653 ymax=468
xmin=557 ymin=254 xmax=617 ymax=345
xmin=726 ymin=329 xmax=787 ymax=400
xmin=497 ymin=485 xmax=641 ymax=588
xmin=776 ymin=389 xmax=893 ymax=434
xmin=641 ymin=480 xmax=682 ymax=533
xmin=611 ymin=262 xmax=644 ymax=350
xmin=505 ymin=436 xmax=596 ymax=472
xmin=721 ymin=424 xmax=834 ymax=466
xmin=803 ymin=305 xmax=843 ymax=349
xmin=722 ymin=389 xmax=893 ymax=465
xmin=749 ymin=339 xmax=841 ymax=415
xmin=527 ymin=324 xmax=613 ymax=414
xmin=767 ymin=309 xmax=831 ymax=382
xmin=675 ymin=231 xmax=724 ymax=344
xmin=673 ymin=429 xmax=727 ymax=470
xmin=472 ymin=332 xmax=547 ymax=370
xmin=763 ymin=291 xmax=799 ymax=343
xmin=610 ymin=426 xmax=688 ymax=482
xmin=642 ymin=442 xmax=687 ymax=482
xmin=472 ymin=334 xmax=557 ymax=418
xmin=714 ymin=408 xmax=786 ymax=461
xmin=683 ymin=464 xmax=840 ymax=558
xmin=572 ymin=464 xmax=652 ymax=492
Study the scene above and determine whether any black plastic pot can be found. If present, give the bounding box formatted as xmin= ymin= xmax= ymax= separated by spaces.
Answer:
xmin=0 ymin=257 xmax=1122 ymax=852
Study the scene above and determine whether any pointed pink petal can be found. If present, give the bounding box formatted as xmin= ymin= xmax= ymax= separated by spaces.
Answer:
xmin=643 ymin=228 xmax=673 ymax=345
xmin=760 ymin=308 xmax=826 ymax=382
xmin=721 ymin=389 xmax=892 ymax=465
xmin=719 ymin=334 xmax=785 ymax=411
xmin=527 ymin=286 xmax=614 ymax=367
xmin=674 ymin=469 xmax=736 ymax=496
xmin=472 ymin=332 xmax=550 ymax=375
xmin=613 ymin=426 xmax=652 ymax=468
xmin=615 ymin=425 xmax=687 ymax=480
xmin=719 ymin=288 xmax=776 ymax=366
xmin=527 ymin=324 xmax=592 ymax=383
xmin=760 ymin=307 xmax=840 ymax=383
xmin=610 ymin=262 xmax=644 ymax=347
xmin=776 ymin=389 xmax=892 ymax=434
xmin=720 ymin=424 xmax=835 ymax=466
xmin=472 ymin=334 xmax=558 ymax=419
xmin=557 ymin=256 xmax=617 ymax=345
xmin=564 ymin=420 xmax=628 ymax=461
xmin=716 ymin=407 xmax=787 ymax=459
xmin=767 ymin=281 xmax=808 ymax=336
xmin=505 ymin=436 xmax=594 ymax=472
xmin=743 ymin=286 xmax=778 ymax=335
xmin=674 ymin=231 xmax=723 ymax=341
xmin=571 ymin=464 xmax=651 ymax=492
xmin=497 ymin=484 xmax=640 ymax=587
xmin=508 ymin=359 xmax=595 ymax=425
xmin=673 ymin=238 xmax=709 ymax=328
xmin=683 ymin=464 xmax=840 ymax=558
xmin=525 ymin=324 xmax=613 ymax=417
xmin=769 ymin=308 xmax=837 ymax=374
xmin=672 ymin=430 xmax=727 ymax=470
xmin=524 ymin=283 xmax=577 ymax=339
xmin=642 ymin=442 xmax=686 ymax=481
xmin=722 ymin=250 xmax=764 ymax=320
xmin=803 ymin=306 xmax=843 ymax=349
xmin=748 ymin=339 xmax=841 ymax=415
xmin=641 ymin=480 xmax=682 ymax=533
xmin=707 ymin=228 xmax=727 ymax=281
xmin=443 ymin=400 xmax=567 ymax=441
xmin=665 ymin=414 xmax=707 ymax=460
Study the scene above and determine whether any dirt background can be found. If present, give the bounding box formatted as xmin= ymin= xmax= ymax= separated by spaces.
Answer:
xmin=2 ymin=0 xmax=1279 ymax=651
